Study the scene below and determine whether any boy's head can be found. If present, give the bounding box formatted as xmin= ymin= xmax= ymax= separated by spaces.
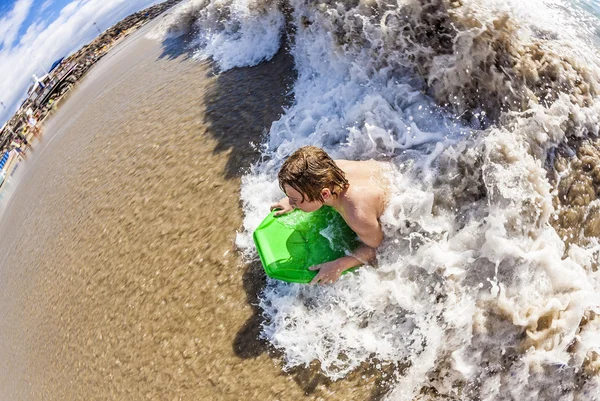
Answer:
xmin=278 ymin=146 xmax=348 ymax=208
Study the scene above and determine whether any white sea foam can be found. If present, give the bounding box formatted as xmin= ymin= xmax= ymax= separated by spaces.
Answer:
xmin=148 ymin=0 xmax=284 ymax=70
xmin=161 ymin=0 xmax=600 ymax=399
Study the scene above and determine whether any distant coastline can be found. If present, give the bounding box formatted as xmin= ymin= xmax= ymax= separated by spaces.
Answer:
xmin=0 ymin=0 xmax=183 ymax=159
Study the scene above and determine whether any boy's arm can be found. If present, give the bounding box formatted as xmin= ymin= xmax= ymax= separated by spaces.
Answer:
xmin=309 ymin=213 xmax=383 ymax=285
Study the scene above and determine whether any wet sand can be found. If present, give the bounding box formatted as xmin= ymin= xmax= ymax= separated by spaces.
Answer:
xmin=0 ymin=14 xmax=389 ymax=401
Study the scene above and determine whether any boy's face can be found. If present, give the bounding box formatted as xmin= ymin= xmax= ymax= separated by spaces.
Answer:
xmin=283 ymin=184 xmax=323 ymax=213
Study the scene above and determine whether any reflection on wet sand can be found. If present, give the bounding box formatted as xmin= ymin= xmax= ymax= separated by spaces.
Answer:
xmin=0 ymin=17 xmax=389 ymax=401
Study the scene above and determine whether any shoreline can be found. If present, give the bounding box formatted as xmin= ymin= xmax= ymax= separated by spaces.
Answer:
xmin=0 ymin=0 xmax=183 ymax=169
xmin=0 ymin=2 xmax=184 ymax=210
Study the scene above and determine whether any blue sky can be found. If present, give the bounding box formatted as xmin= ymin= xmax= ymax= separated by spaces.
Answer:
xmin=0 ymin=0 xmax=72 ymax=50
xmin=0 ymin=0 xmax=164 ymax=126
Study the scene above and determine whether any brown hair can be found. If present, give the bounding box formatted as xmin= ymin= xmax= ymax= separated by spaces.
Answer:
xmin=278 ymin=146 xmax=349 ymax=202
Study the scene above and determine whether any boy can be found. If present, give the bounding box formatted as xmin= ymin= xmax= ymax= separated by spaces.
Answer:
xmin=270 ymin=146 xmax=389 ymax=285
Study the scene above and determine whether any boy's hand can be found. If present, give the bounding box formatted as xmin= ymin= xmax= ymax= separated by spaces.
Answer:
xmin=309 ymin=260 xmax=343 ymax=285
xmin=270 ymin=197 xmax=294 ymax=217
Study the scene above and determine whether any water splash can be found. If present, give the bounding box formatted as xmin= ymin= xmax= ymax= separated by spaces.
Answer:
xmin=153 ymin=0 xmax=600 ymax=399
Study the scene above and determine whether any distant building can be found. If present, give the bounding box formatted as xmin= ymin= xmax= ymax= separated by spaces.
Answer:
xmin=27 ymin=73 xmax=52 ymax=104
xmin=27 ymin=63 xmax=78 ymax=108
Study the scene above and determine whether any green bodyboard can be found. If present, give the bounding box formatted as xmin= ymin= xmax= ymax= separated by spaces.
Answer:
xmin=253 ymin=206 xmax=361 ymax=283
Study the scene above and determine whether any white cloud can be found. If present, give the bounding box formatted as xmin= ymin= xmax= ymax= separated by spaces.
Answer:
xmin=19 ymin=19 xmax=46 ymax=46
xmin=0 ymin=0 xmax=34 ymax=49
xmin=39 ymin=0 xmax=54 ymax=13
xmin=0 ymin=0 xmax=162 ymax=124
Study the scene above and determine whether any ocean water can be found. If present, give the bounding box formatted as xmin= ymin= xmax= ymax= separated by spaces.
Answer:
xmin=152 ymin=1 xmax=600 ymax=399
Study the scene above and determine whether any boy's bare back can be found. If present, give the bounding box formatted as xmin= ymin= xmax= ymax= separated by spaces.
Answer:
xmin=331 ymin=160 xmax=389 ymax=247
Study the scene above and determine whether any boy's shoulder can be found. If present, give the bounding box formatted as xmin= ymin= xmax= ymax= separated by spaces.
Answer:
xmin=341 ymin=189 xmax=381 ymax=220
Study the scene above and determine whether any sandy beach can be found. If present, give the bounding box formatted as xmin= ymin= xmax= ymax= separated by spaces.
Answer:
xmin=0 ymin=13 xmax=388 ymax=401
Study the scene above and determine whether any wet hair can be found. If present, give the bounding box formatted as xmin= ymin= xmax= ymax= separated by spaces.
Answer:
xmin=278 ymin=146 xmax=349 ymax=202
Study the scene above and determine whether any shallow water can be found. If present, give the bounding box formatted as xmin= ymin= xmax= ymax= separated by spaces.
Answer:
xmin=0 ymin=15 xmax=390 ymax=401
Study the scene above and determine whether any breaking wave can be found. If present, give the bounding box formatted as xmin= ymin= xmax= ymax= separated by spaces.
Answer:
xmin=152 ymin=0 xmax=600 ymax=399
